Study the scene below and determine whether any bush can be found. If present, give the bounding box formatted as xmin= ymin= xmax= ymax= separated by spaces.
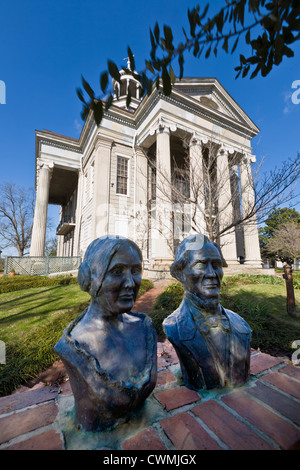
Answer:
xmin=222 ymin=274 xmax=284 ymax=286
xmin=0 ymin=275 xmax=77 ymax=294
xmin=138 ymin=279 xmax=154 ymax=298
xmin=148 ymin=282 xmax=184 ymax=339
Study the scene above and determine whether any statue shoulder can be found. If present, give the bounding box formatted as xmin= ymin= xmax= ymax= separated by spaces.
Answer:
xmin=126 ymin=311 xmax=156 ymax=329
xmin=223 ymin=307 xmax=251 ymax=334
xmin=162 ymin=307 xmax=181 ymax=340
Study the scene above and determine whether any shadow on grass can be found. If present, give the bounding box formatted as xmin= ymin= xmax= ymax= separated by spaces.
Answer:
xmin=0 ymin=285 xmax=62 ymax=307
xmin=0 ymin=296 xmax=64 ymax=326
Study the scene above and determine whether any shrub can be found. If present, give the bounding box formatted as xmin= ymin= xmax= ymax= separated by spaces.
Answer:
xmin=138 ymin=279 xmax=154 ymax=298
xmin=222 ymin=274 xmax=284 ymax=286
xmin=148 ymin=282 xmax=184 ymax=339
xmin=0 ymin=275 xmax=77 ymax=294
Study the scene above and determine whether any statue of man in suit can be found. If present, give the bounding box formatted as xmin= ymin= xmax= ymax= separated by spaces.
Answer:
xmin=163 ymin=234 xmax=251 ymax=390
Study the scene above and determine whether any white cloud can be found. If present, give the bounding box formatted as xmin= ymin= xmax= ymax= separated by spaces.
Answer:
xmin=283 ymin=90 xmax=294 ymax=115
xmin=74 ymin=119 xmax=82 ymax=133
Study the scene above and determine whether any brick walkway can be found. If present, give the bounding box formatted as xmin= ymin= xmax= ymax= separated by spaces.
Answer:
xmin=0 ymin=280 xmax=300 ymax=451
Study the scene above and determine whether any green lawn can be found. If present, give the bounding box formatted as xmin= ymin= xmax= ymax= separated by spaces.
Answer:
xmin=0 ymin=277 xmax=153 ymax=397
xmin=220 ymin=276 xmax=300 ymax=356
xmin=0 ymin=284 xmax=90 ymax=343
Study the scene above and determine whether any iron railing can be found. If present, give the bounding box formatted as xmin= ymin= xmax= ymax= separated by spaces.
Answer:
xmin=4 ymin=256 xmax=81 ymax=276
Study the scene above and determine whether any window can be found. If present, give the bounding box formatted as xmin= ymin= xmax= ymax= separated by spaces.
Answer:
xmin=174 ymin=170 xmax=190 ymax=200
xmin=151 ymin=166 xmax=156 ymax=200
xmin=116 ymin=156 xmax=129 ymax=195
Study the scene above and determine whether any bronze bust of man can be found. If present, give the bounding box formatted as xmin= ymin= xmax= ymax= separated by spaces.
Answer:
xmin=163 ymin=234 xmax=251 ymax=390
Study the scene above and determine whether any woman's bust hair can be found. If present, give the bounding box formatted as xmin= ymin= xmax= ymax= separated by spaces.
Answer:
xmin=78 ymin=236 xmax=142 ymax=298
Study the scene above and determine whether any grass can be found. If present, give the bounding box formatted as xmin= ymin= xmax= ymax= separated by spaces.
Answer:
xmin=148 ymin=275 xmax=300 ymax=357
xmin=0 ymin=277 xmax=153 ymax=397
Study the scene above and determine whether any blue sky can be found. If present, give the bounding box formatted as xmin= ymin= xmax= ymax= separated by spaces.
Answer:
xmin=0 ymin=0 xmax=299 ymax=254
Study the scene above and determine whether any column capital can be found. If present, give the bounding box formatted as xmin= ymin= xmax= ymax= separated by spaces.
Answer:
xmin=218 ymin=144 xmax=235 ymax=156
xmin=95 ymin=135 xmax=114 ymax=151
xmin=189 ymin=132 xmax=209 ymax=147
xmin=149 ymin=118 xmax=177 ymax=136
xmin=37 ymin=161 xmax=54 ymax=172
xmin=241 ymin=153 xmax=256 ymax=164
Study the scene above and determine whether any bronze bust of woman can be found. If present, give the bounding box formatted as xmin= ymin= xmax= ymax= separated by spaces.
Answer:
xmin=55 ymin=236 xmax=157 ymax=432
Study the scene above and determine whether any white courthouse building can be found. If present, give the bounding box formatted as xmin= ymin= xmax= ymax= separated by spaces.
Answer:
xmin=30 ymin=71 xmax=262 ymax=277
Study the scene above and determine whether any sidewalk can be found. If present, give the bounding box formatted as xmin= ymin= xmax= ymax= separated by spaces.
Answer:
xmin=0 ymin=280 xmax=299 ymax=450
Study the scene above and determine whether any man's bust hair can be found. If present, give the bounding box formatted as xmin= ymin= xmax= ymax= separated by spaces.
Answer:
xmin=170 ymin=233 xmax=226 ymax=282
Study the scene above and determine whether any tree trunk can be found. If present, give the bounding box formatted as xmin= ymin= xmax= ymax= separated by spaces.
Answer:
xmin=283 ymin=264 xmax=297 ymax=318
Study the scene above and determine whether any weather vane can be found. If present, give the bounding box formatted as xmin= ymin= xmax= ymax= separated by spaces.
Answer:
xmin=123 ymin=55 xmax=134 ymax=70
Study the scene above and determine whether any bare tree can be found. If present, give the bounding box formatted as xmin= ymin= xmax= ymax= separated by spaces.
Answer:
xmin=266 ymin=221 xmax=300 ymax=266
xmin=140 ymin=140 xmax=300 ymax=255
xmin=0 ymin=183 xmax=35 ymax=256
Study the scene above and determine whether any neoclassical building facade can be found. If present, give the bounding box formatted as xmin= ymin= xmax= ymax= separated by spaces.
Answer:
xmin=30 ymin=72 xmax=262 ymax=276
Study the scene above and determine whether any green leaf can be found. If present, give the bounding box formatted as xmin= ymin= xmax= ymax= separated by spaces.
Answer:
xmin=108 ymin=61 xmax=120 ymax=82
xmin=250 ymin=63 xmax=261 ymax=79
xmin=242 ymin=64 xmax=250 ymax=77
xmin=199 ymin=3 xmax=209 ymax=21
xmin=81 ymin=76 xmax=95 ymax=99
xmin=193 ymin=41 xmax=200 ymax=57
xmin=178 ymin=53 xmax=184 ymax=79
xmin=154 ymin=22 xmax=160 ymax=44
xmin=145 ymin=60 xmax=155 ymax=74
xmin=100 ymin=72 xmax=108 ymax=94
xmin=93 ymin=100 xmax=103 ymax=126
xmin=245 ymin=29 xmax=251 ymax=44
xmin=282 ymin=45 xmax=294 ymax=58
xmin=164 ymin=25 xmax=174 ymax=51
xmin=222 ymin=36 xmax=229 ymax=53
xmin=105 ymin=94 xmax=113 ymax=111
xmin=126 ymin=87 xmax=132 ymax=108
xmin=231 ymin=36 xmax=239 ymax=54
xmin=150 ymin=29 xmax=157 ymax=60
xmin=240 ymin=54 xmax=247 ymax=64
xmin=205 ymin=45 xmax=211 ymax=58
xmin=169 ymin=65 xmax=176 ymax=85
xmin=162 ymin=66 xmax=172 ymax=96
xmin=128 ymin=46 xmax=135 ymax=71
xmin=188 ymin=8 xmax=196 ymax=37
xmin=76 ymin=88 xmax=86 ymax=103
xmin=81 ymin=105 xmax=89 ymax=121
xmin=235 ymin=68 xmax=242 ymax=79
xmin=216 ymin=9 xmax=224 ymax=33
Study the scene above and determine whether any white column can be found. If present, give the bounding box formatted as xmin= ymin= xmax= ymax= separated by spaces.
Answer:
xmin=231 ymin=164 xmax=245 ymax=260
xmin=189 ymin=132 xmax=207 ymax=235
xmin=240 ymin=155 xmax=262 ymax=267
xmin=216 ymin=149 xmax=239 ymax=265
xmin=93 ymin=138 xmax=113 ymax=238
xmin=73 ymin=171 xmax=82 ymax=256
xmin=135 ymin=147 xmax=149 ymax=260
xmin=30 ymin=162 xmax=53 ymax=257
xmin=150 ymin=119 xmax=175 ymax=260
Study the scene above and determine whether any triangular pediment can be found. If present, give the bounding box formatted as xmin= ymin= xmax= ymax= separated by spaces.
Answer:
xmin=173 ymin=77 xmax=259 ymax=134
